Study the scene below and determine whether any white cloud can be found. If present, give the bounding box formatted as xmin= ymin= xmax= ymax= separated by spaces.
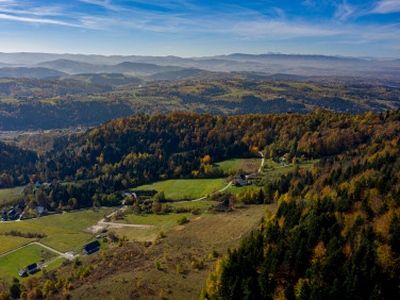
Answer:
xmin=79 ymin=0 xmax=123 ymax=12
xmin=372 ymin=0 xmax=400 ymax=14
xmin=334 ymin=0 xmax=355 ymax=21
xmin=0 ymin=13 xmax=80 ymax=27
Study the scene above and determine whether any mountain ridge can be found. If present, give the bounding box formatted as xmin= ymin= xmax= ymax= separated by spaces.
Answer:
xmin=1 ymin=52 xmax=400 ymax=80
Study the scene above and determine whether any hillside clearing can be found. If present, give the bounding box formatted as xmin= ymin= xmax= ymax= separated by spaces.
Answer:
xmin=0 ymin=186 xmax=25 ymax=203
xmin=131 ymin=178 xmax=227 ymax=200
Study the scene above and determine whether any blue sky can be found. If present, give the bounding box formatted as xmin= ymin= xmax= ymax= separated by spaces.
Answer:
xmin=0 ymin=0 xmax=399 ymax=58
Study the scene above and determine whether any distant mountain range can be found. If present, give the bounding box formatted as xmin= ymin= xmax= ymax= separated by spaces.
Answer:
xmin=0 ymin=67 xmax=67 ymax=79
xmin=0 ymin=52 xmax=399 ymax=81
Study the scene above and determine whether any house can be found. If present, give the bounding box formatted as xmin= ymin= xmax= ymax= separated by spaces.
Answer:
xmin=26 ymin=263 xmax=38 ymax=274
xmin=123 ymin=192 xmax=138 ymax=199
xmin=19 ymin=269 xmax=28 ymax=277
xmin=281 ymin=153 xmax=289 ymax=164
xmin=232 ymin=174 xmax=249 ymax=186
xmin=141 ymin=201 xmax=150 ymax=207
xmin=84 ymin=240 xmax=101 ymax=255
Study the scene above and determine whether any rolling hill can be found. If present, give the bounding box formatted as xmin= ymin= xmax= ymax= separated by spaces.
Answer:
xmin=0 ymin=67 xmax=67 ymax=79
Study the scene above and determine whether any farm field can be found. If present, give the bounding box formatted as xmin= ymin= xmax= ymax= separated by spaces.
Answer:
xmin=0 ymin=235 xmax=36 ymax=256
xmin=0 ymin=244 xmax=57 ymax=280
xmin=113 ymin=200 xmax=213 ymax=241
xmin=130 ymin=157 xmax=262 ymax=201
xmin=214 ymin=157 xmax=261 ymax=174
xmin=0 ymin=186 xmax=25 ymax=203
xmin=213 ymin=158 xmax=240 ymax=173
xmin=69 ymin=204 xmax=270 ymax=299
xmin=0 ymin=208 xmax=116 ymax=253
xmin=131 ymin=178 xmax=228 ymax=200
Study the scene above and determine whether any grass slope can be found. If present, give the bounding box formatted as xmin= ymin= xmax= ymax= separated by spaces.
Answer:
xmin=69 ymin=205 xmax=268 ymax=300
xmin=0 ymin=208 xmax=115 ymax=253
xmin=0 ymin=244 xmax=57 ymax=280
xmin=0 ymin=236 xmax=36 ymax=255
xmin=132 ymin=178 xmax=228 ymax=200
xmin=0 ymin=186 xmax=25 ymax=203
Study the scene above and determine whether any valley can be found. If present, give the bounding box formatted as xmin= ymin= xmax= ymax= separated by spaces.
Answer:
xmin=0 ymin=53 xmax=399 ymax=299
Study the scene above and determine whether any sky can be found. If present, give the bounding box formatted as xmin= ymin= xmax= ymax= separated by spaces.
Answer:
xmin=0 ymin=0 xmax=399 ymax=58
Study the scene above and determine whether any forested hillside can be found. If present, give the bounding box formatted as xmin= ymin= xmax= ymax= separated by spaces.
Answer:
xmin=1 ymin=110 xmax=400 ymax=299
xmin=1 ymin=78 xmax=400 ymax=130
xmin=203 ymin=110 xmax=400 ymax=299
xmin=0 ymin=141 xmax=37 ymax=188
xmin=2 ymin=109 xmax=398 ymax=211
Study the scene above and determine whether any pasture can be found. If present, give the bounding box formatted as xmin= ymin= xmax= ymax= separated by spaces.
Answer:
xmin=0 ymin=208 xmax=116 ymax=253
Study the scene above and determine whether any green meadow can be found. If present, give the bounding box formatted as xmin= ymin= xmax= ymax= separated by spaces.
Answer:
xmin=0 ymin=208 xmax=116 ymax=253
xmin=132 ymin=178 xmax=228 ymax=200
xmin=0 ymin=244 xmax=57 ymax=280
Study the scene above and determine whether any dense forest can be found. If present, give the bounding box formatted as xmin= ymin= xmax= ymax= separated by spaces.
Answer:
xmin=203 ymin=110 xmax=400 ymax=299
xmin=1 ymin=77 xmax=400 ymax=130
xmin=0 ymin=141 xmax=37 ymax=188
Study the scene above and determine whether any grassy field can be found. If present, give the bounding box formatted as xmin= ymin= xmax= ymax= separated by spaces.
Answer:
xmin=69 ymin=204 xmax=269 ymax=300
xmin=130 ymin=157 xmax=262 ymax=201
xmin=213 ymin=159 xmax=240 ymax=173
xmin=0 ymin=208 xmax=116 ymax=253
xmin=0 ymin=244 xmax=57 ymax=280
xmin=0 ymin=235 xmax=36 ymax=255
xmin=215 ymin=157 xmax=261 ymax=174
xmin=0 ymin=186 xmax=25 ymax=203
xmin=112 ymin=201 xmax=213 ymax=241
xmin=132 ymin=178 xmax=228 ymax=200
xmin=262 ymin=159 xmax=319 ymax=181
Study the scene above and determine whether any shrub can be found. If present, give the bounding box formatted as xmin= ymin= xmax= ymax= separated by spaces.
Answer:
xmin=176 ymin=263 xmax=182 ymax=274
xmin=155 ymin=260 xmax=161 ymax=270
xmin=177 ymin=216 xmax=188 ymax=225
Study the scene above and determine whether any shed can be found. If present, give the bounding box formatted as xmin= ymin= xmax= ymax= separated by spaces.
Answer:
xmin=19 ymin=269 xmax=28 ymax=277
xmin=84 ymin=240 xmax=101 ymax=255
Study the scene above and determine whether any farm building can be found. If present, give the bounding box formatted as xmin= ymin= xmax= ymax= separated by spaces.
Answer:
xmin=84 ymin=240 xmax=101 ymax=255
xmin=26 ymin=263 xmax=38 ymax=274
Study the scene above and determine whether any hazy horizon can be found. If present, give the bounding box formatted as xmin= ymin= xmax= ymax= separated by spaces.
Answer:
xmin=0 ymin=51 xmax=398 ymax=60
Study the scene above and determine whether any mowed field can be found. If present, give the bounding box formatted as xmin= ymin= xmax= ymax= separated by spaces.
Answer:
xmin=0 ymin=208 xmax=116 ymax=254
xmin=0 ymin=244 xmax=58 ymax=279
xmin=130 ymin=157 xmax=262 ymax=201
xmin=131 ymin=178 xmax=228 ymax=200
